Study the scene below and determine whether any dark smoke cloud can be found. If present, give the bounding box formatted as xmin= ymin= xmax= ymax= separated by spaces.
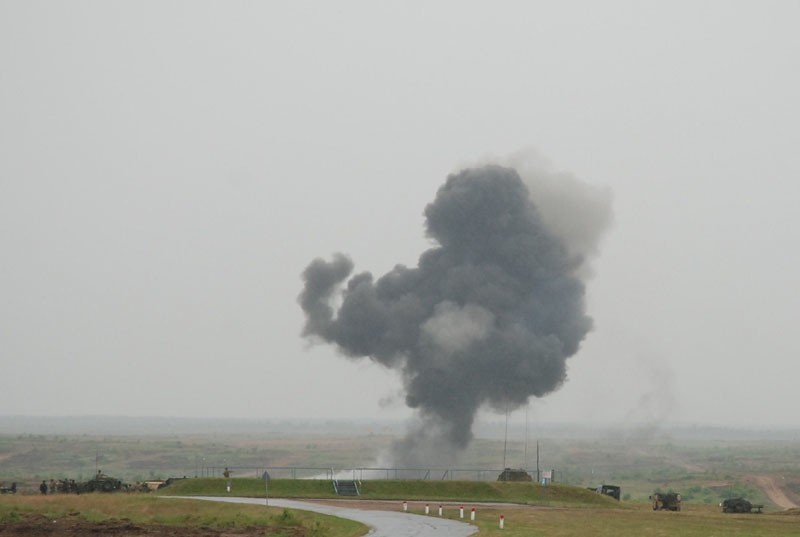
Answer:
xmin=300 ymin=163 xmax=609 ymax=466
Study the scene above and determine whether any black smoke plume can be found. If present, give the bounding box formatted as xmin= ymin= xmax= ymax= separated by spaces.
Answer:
xmin=300 ymin=163 xmax=609 ymax=466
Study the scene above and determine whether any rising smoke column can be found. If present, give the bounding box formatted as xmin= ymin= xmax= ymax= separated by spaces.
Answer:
xmin=300 ymin=164 xmax=608 ymax=466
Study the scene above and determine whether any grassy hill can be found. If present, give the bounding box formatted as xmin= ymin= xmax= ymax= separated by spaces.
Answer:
xmin=160 ymin=477 xmax=621 ymax=508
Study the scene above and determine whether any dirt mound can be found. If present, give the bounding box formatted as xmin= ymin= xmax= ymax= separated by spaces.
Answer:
xmin=0 ymin=513 xmax=304 ymax=537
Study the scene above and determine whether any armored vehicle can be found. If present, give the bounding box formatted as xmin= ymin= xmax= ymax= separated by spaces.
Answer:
xmin=721 ymin=497 xmax=763 ymax=513
xmin=650 ymin=492 xmax=681 ymax=511
xmin=84 ymin=472 xmax=124 ymax=492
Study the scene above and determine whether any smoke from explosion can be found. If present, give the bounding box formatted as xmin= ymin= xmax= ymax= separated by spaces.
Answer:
xmin=299 ymin=159 xmax=611 ymax=466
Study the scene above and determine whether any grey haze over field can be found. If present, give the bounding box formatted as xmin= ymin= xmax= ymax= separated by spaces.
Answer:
xmin=1 ymin=2 xmax=799 ymax=430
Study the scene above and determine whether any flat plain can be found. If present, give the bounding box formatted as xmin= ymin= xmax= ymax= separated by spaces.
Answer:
xmin=2 ymin=418 xmax=800 ymax=536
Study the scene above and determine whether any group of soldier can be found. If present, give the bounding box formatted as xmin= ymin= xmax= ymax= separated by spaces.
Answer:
xmin=4 ymin=472 xmax=170 ymax=495
xmin=39 ymin=478 xmax=80 ymax=494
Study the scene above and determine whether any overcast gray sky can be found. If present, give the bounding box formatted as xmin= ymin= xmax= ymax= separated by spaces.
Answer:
xmin=2 ymin=1 xmax=799 ymax=429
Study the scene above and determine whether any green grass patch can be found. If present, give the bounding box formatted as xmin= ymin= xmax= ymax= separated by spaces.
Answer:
xmin=467 ymin=504 xmax=800 ymax=537
xmin=0 ymin=494 xmax=366 ymax=537
xmin=5 ymin=481 xmax=797 ymax=537
xmin=157 ymin=479 xmax=800 ymax=536
xmin=161 ymin=477 xmax=621 ymax=508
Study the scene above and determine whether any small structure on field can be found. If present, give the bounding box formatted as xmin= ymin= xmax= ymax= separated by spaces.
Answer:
xmin=497 ymin=468 xmax=533 ymax=482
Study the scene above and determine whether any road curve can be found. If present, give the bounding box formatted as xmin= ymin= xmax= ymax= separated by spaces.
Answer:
xmin=169 ymin=496 xmax=479 ymax=537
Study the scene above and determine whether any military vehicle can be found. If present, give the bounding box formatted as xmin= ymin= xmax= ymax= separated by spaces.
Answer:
xmin=721 ymin=497 xmax=763 ymax=513
xmin=650 ymin=492 xmax=681 ymax=511
xmin=83 ymin=472 xmax=124 ymax=492
xmin=497 ymin=468 xmax=533 ymax=481
xmin=589 ymin=484 xmax=621 ymax=500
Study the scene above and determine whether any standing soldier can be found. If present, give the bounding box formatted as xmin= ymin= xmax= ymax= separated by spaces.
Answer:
xmin=223 ymin=467 xmax=232 ymax=493
xmin=39 ymin=480 xmax=48 ymax=495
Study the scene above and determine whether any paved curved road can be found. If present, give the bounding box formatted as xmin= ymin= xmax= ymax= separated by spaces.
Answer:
xmin=173 ymin=496 xmax=478 ymax=537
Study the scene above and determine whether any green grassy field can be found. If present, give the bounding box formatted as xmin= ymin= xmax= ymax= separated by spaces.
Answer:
xmin=0 ymin=493 xmax=366 ymax=537
xmin=7 ymin=479 xmax=800 ymax=537
xmin=159 ymin=478 xmax=800 ymax=536
xmin=469 ymin=504 xmax=800 ymax=537
xmin=162 ymin=477 xmax=620 ymax=507
xmin=4 ymin=478 xmax=799 ymax=537
xmin=2 ymin=418 xmax=800 ymax=537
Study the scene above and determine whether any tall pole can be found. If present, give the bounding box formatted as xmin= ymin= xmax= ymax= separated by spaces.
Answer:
xmin=502 ymin=406 xmax=509 ymax=470
xmin=536 ymin=440 xmax=540 ymax=483
xmin=524 ymin=404 xmax=529 ymax=470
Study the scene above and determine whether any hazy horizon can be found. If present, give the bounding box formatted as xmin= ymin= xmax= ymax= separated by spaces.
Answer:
xmin=2 ymin=414 xmax=800 ymax=438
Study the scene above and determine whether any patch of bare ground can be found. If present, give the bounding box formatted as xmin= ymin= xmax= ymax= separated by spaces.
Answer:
xmin=748 ymin=475 xmax=799 ymax=510
xmin=773 ymin=508 xmax=800 ymax=516
xmin=0 ymin=513 xmax=304 ymax=537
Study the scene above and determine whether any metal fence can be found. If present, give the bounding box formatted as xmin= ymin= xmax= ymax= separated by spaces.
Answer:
xmin=202 ymin=466 xmax=555 ymax=482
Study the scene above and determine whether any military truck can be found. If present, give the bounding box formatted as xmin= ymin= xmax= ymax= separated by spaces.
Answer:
xmin=650 ymin=492 xmax=681 ymax=511
xmin=721 ymin=497 xmax=763 ymax=513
